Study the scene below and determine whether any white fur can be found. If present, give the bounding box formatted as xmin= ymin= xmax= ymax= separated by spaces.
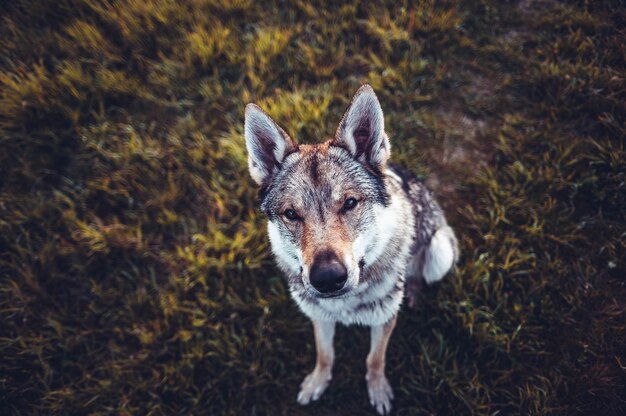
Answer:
xmin=267 ymin=221 xmax=302 ymax=275
xmin=271 ymin=128 xmax=287 ymax=161
xmin=352 ymin=194 xmax=399 ymax=268
xmin=293 ymin=283 xmax=403 ymax=326
xmin=423 ymin=226 xmax=455 ymax=283
xmin=384 ymin=169 xmax=402 ymax=184
xmin=341 ymin=253 xmax=361 ymax=292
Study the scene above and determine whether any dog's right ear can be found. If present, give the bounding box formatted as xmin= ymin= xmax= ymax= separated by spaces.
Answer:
xmin=244 ymin=104 xmax=296 ymax=186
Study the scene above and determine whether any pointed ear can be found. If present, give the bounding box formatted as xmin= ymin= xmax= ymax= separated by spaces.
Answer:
xmin=333 ymin=85 xmax=390 ymax=170
xmin=244 ymin=103 xmax=296 ymax=186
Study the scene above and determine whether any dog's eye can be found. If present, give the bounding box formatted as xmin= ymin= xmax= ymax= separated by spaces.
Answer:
xmin=284 ymin=208 xmax=299 ymax=221
xmin=343 ymin=197 xmax=358 ymax=211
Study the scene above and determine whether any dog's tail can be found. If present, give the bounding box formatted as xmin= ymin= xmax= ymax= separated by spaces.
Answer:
xmin=422 ymin=225 xmax=459 ymax=284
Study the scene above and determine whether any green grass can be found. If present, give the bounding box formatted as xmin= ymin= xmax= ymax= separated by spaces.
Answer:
xmin=1 ymin=0 xmax=624 ymax=414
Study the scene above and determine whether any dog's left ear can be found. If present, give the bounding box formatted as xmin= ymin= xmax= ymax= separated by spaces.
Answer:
xmin=333 ymin=84 xmax=390 ymax=170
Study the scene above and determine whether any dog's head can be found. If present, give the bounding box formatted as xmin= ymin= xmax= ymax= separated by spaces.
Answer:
xmin=244 ymin=85 xmax=394 ymax=298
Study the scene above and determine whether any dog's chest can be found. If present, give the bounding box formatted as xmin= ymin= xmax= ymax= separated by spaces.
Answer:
xmin=292 ymin=266 xmax=406 ymax=326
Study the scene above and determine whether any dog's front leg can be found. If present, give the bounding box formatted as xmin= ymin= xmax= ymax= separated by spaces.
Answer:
xmin=297 ymin=319 xmax=335 ymax=405
xmin=366 ymin=314 xmax=397 ymax=415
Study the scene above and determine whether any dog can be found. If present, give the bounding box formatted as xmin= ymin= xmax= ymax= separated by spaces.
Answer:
xmin=244 ymin=85 xmax=459 ymax=414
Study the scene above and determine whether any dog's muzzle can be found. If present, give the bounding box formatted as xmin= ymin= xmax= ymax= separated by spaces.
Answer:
xmin=309 ymin=250 xmax=348 ymax=295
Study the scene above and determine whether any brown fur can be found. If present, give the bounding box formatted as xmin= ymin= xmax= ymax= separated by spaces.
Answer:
xmin=245 ymin=85 xmax=458 ymax=415
xmin=366 ymin=314 xmax=397 ymax=375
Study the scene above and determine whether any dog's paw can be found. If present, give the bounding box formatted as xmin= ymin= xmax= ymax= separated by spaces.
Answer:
xmin=297 ymin=368 xmax=331 ymax=405
xmin=366 ymin=372 xmax=394 ymax=415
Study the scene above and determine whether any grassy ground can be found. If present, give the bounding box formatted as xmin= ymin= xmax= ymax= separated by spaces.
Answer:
xmin=1 ymin=0 xmax=624 ymax=414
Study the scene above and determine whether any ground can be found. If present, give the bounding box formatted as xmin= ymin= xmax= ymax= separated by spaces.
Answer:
xmin=0 ymin=0 xmax=624 ymax=414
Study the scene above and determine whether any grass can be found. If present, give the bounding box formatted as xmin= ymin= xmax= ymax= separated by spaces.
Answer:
xmin=0 ymin=0 xmax=624 ymax=414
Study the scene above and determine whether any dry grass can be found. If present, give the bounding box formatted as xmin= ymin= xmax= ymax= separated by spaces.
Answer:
xmin=1 ymin=0 xmax=624 ymax=414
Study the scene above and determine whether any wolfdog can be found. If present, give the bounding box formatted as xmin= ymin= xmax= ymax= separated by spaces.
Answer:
xmin=244 ymin=85 xmax=458 ymax=414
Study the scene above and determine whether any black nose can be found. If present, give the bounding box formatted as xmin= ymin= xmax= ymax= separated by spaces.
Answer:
xmin=309 ymin=251 xmax=348 ymax=294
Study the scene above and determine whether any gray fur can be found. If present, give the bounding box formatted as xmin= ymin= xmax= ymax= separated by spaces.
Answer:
xmin=244 ymin=85 xmax=459 ymax=415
